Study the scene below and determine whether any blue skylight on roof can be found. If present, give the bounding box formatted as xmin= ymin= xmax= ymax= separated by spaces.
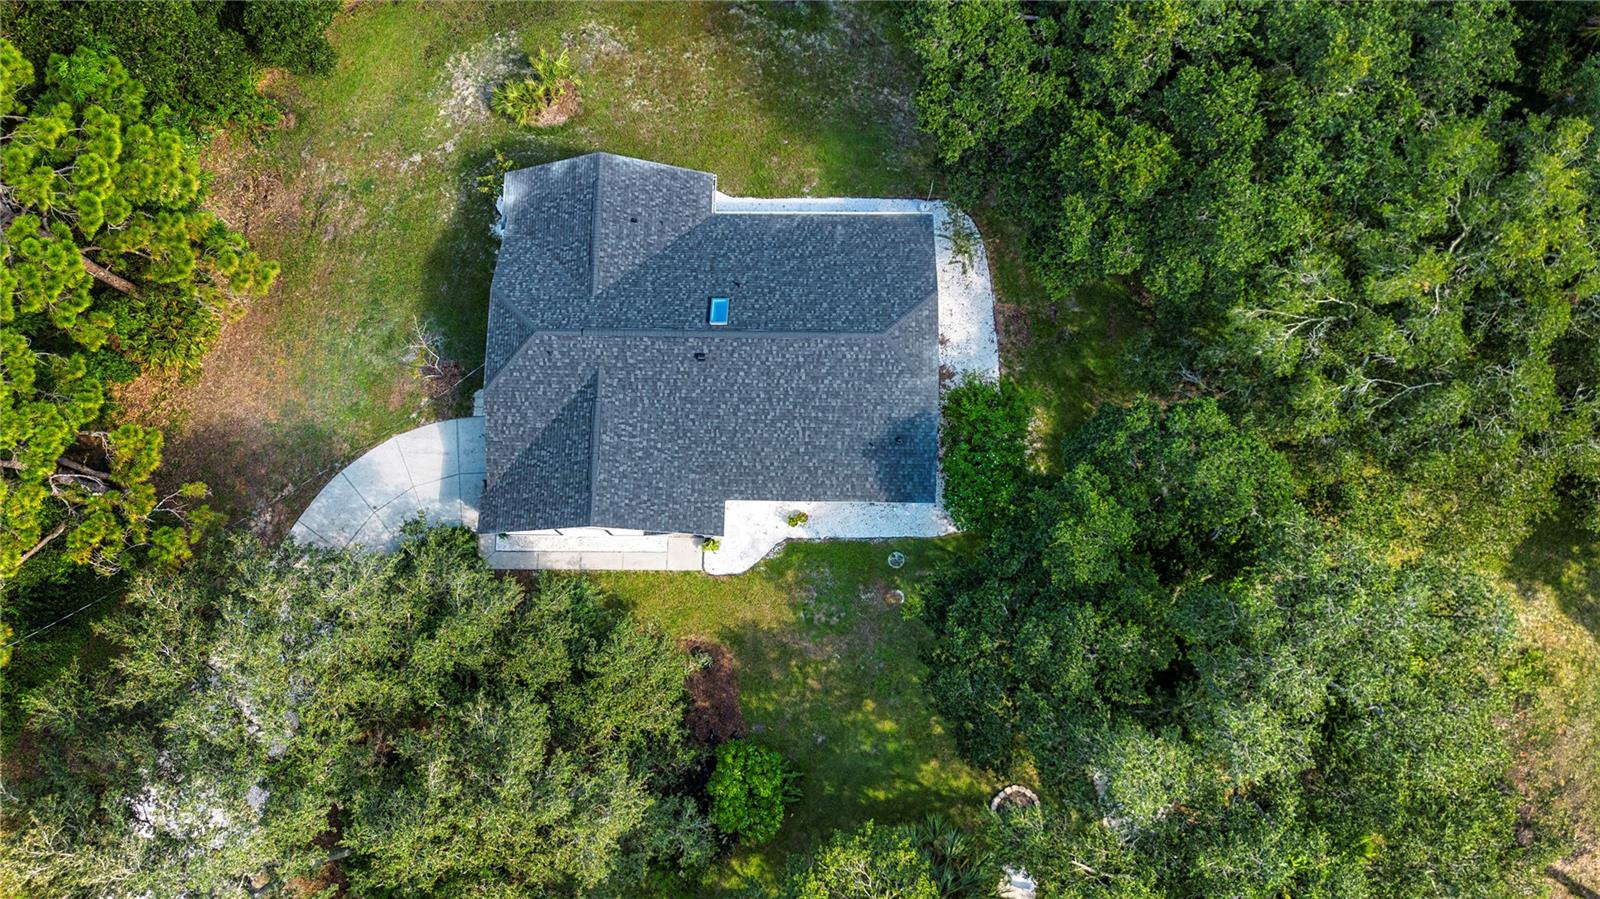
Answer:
xmin=709 ymin=296 xmax=730 ymax=326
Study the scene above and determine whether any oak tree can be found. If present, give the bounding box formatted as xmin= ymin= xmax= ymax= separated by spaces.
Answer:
xmin=921 ymin=400 xmax=1535 ymax=895
xmin=910 ymin=1 xmax=1600 ymax=559
xmin=0 ymin=526 xmax=714 ymax=896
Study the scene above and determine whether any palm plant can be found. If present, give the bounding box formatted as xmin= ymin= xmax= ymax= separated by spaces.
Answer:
xmin=905 ymin=814 xmax=996 ymax=897
xmin=491 ymin=48 xmax=577 ymax=127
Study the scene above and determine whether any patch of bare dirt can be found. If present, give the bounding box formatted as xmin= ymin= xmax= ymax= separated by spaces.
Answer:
xmin=530 ymin=80 xmax=581 ymax=127
xmin=994 ymin=301 xmax=1034 ymax=355
xmin=199 ymin=133 xmax=307 ymax=237
xmin=683 ymin=639 xmax=744 ymax=746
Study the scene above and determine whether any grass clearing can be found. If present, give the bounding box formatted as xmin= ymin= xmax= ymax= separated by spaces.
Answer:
xmin=588 ymin=537 xmax=988 ymax=895
xmin=115 ymin=0 xmax=932 ymax=536
xmin=977 ymin=211 xmax=1144 ymax=469
xmin=1506 ymin=512 xmax=1600 ymax=896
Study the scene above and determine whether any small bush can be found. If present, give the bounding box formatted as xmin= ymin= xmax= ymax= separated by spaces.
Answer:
xmin=706 ymin=739 xmax=800 ymax=845
xmin=940 ymin=376 xmax=1035 ymax=533
xmin=701 ymin=537 xmax=721 ymax=552
xmin=491 ymin=48 xmax=577 ymax=127
xmin=786 ymin=511 xmax=810 ymax=527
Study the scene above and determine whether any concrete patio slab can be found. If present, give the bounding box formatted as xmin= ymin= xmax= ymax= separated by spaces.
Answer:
xmin=665 ymin=536 xmax=705 ymax=571
xmin=617 ymin=552 xmax=665 ymax=571
xmin=342 ymin=440 xmax=413 ymax=509
xmin=292 ymin=417 xmax=486 ymax=551
xmin=499 ymin=532 xmax=673 ymax=554
xmin=409 ymin=472 xmax=460 ymax=523
xmin=460 ymin=475 xmax=484 ymax=531
xmin=392 ymin=419 xmax=461 ymax=485
xmin=707 ymin=500 xmax=954 ymax=576
xmin=289 ymin=520 xmax=327 ymax=547
xmin=374 ymin=488 xmax=429 ymax=532
xmin=457 ymin=417 xmax=487 ymax=473
xmin=537 ymin=551 xmax=585 ymax=569
xmin=576 ymin=552 xmax=624 ymax=571
xmin=296 ymin=473 xmax=372 ymax=548
xmin=351 ymin=512 xmax=397 ymax=552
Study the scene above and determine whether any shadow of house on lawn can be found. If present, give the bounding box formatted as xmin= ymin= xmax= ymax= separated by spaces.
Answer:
xmin=417 ymin=135 xmax=596 ymax=408
xmin=1511 ymin=508 xmax=1600 ymax=642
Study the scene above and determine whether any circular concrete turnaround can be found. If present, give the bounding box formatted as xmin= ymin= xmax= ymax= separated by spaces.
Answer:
xmin=291 ymin=417 xmax=486 ymax=551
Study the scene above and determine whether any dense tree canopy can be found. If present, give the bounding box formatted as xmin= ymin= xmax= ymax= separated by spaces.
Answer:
xmin=0 ymin=40 xmax=276 ymax=580
xmin=2 ymin=0 xmax=340 ymax=129
xmin=0 ymin=526 xmax=713 ymax=897
xmin=920 ymin=399 xmax=1532 ymax=896
xmin=910 ymin=0 xmax=1600 ymax=558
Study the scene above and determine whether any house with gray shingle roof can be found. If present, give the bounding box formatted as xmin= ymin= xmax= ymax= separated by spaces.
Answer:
xmin=478 ymin=153 xmax=943 ymax=552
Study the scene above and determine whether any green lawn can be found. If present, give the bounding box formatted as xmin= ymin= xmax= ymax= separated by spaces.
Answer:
xmin=973 ymin=211 xmax=1145 ymax=470
xmin=589 ymin=537 xmax=987 ymax=894
xmin=1506 ymin=512 xmax=1600 ymax=896
xmin=119 ymin=0 xmax=933 ymax=533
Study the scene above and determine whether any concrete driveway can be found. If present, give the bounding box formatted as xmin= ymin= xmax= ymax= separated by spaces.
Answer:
xmin=291 ymin=417 xmax=486 ymax=551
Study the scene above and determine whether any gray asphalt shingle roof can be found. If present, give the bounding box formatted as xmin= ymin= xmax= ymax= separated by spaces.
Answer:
xmin=479 ymin=153 xmax=938 ymax=535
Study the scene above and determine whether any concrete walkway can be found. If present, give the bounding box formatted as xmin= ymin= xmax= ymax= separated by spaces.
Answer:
xmin=479 ymin=529 xmax=704 ymax=571
xmin=706 ymin=500 xmax=953 ymax=576
xmin=291 ymin=418 xmax=486 ymax=551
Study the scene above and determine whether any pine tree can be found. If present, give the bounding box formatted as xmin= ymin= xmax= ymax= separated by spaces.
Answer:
xmin=0 ymin=40 xmax=274 ymax=578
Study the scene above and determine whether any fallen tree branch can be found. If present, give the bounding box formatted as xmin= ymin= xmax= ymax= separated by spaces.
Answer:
xmin=55 ymin=455 xmax=118 ymax=483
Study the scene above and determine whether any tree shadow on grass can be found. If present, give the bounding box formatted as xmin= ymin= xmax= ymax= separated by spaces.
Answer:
xmin=1510 ymin=507 xmax=1600 ymax=641
xmin=704 ymin=612 xmax=986 ymax=894
xmin=596 ymin=538 xmax=986 ymax=894
xmin=154 ymin=413 xmax=348 ymax=539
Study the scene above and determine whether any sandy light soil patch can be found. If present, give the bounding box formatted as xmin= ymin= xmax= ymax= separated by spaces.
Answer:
xmin=439 ymin=31 xmax=523 ymax=126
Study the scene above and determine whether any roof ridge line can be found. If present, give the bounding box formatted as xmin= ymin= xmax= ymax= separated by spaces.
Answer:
xmin=588 ymin=155 xmax=602 ymax=297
